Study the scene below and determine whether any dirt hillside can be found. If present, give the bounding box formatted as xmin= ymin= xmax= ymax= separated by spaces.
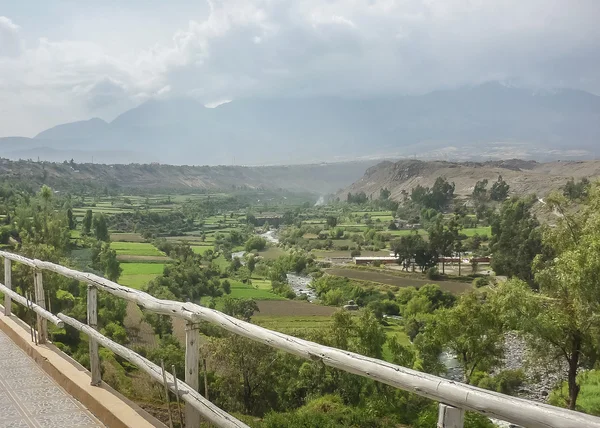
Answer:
xmin=341 ymin=159 xmax=600 ymax=200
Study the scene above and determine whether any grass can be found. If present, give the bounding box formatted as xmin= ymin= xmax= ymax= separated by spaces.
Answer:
xmin=111 ymin=242 xmax=164 ymax=256
xmin=462 ymin=226 xmax=491 ymax=237
xmin=199 ymin=280 xmax=286 ymax=309
xmin=119 ymin=263 xmax=165 ymax=289
xmin=253 ymin=315 xmax=333 ymax=334
xmin=324 ymin=267 xmax=472 ymax=294
xmin=387 ymin=229 xmax=427 ymax=236
xmin=251 ymin=279 xmax=271 ymax=290
xmin=550 ymin=370 xmax=600 ymax=415
xmin=257 ymin=246 xmax=287 ymax=260
xmin=191 ymin=245 xmax=215 ymax=255
xmin=110 ymin=233 xmax=145 ymax=242
xmin=382 ymin=323 xmax=412 ymax=361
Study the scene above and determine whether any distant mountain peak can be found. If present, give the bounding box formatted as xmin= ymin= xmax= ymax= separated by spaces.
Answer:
xmin=34 ymin=117 xmax=110 ymax=140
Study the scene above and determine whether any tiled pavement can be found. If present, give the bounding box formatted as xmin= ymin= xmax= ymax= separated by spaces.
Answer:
xmin=0 ymin=330 xmax=105 ymax=428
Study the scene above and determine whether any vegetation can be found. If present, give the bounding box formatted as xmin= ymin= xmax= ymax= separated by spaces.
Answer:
xmin=1 ymin=169 xmax=599 ymax=426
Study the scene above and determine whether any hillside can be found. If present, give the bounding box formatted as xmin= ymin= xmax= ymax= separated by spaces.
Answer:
xmin=1 ymin=82 xmax=599 ymax=165
xmin=0 ymin=158 xmax=377 ymax=194
xmin=341 ymin=159 xmax=600 ymax=200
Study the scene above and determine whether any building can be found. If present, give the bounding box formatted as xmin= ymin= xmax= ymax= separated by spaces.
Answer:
xmin=354 ymin=256 xmax=398 ymax=265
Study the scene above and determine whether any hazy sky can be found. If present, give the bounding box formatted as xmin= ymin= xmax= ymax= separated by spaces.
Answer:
xmin=1 ymin=0 xmax=599 ymax=137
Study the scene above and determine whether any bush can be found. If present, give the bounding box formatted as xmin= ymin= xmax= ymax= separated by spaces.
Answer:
xmin=245 ymin=236 xmax=267 ymax=252
xmin=475 ymin=369 xmax=525 ymax=395
xmin=322 ymin=288 xmax=346 ymax=306
xmin=373 ymin=260 xmax=382 ymax=267
xmin=425 ymin=266 xmax=440 ymax=280
xmin=473 ymin=277 xmax=490 ymax=288
xmin=350 ymin=249 xmax=361 ymax=257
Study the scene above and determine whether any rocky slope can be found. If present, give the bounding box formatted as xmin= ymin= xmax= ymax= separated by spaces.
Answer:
xmin=341 ymin=159 xmax=600 ymax=200
xmin=0 ymin=158 xmax=377 ymax=194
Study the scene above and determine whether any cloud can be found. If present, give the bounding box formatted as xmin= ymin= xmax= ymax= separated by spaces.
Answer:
xmin=1 ymin=0 xmax=600 ymax=136
xmin=139 ymin=0 xmax=600 ymax=102
xmin=0 ymin=16 xmax=23 ymax=57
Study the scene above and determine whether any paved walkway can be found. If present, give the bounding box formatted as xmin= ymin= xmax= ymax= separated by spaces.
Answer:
xmin=0 ymin=330 xmax=105 ymax=428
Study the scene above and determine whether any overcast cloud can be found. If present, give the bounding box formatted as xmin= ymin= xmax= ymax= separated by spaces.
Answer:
xmin=0 ymin=0 xmax=599 ymax=137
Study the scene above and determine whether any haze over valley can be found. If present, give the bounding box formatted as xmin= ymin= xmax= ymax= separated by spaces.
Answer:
xmin=2 ymin=2 xmax=600 ymax=427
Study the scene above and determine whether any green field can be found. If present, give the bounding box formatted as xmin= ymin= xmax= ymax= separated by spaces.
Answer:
xmin=253 ymin=315 xmax=333 ymax=334
xmin=191 ymin=245 xmax=215 ymax=255
xmin=119 ymin=263 xmax=165 ymax=289
xmin=462 ymin=226 xmax=491 ymax=237
xmin=112 ymin=242 xmax=164 ymax=256
xmin=110 ymin=233 xmax=145 ymax=242
xmin=199 ymin=279 xmax=286 ymax=309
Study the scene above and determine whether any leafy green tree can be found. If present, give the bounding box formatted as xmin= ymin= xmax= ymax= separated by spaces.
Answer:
xmin=427 ymin=215 xmax=459 ymax=274
xmin=563 ymin=177 xmax=590 ymax=201
xmin=222 ymin=297 xmax=259 ymax=322
xmin=490 ymin=197 xmax=542 ymax=284
xmin=472 ymin=179 xmax=489 ymax=201
xmin=490 ymin=175 xmax=510 ymax=201
xmin=66 ymin=208 xmax=76 ymax=230
xmin=247 ymin=255 xmax=257 ymax=274
xmin=245 ymin=236 xmax=267 ymax=252
xmin=433 ymin=292 xmax=503 ymax=383
xmin=325 ymin=216 xmax=338 ymax=228
xmin=82 ymin=209 xmax=93 ymax=235
xmin=355 ymin=310 xmax=387 ymax=359
xmin=93 ymin=213 xmax=109 ymax=242
xmin=100 ymin=243 xmax=122 ymax=281
xmin=379 ymin=188 xmax=391 ymax=200
xmin=246 ymin=213 xmax=258 ymax=226
xmin=147 ymin=335 xmax=185 ymax=380
xmin=494 ymin=186 xmax=600 ymax=409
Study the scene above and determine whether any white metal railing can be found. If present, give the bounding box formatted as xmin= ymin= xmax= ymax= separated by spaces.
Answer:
xmin=1 ymin=250 xmax=600 ymax=428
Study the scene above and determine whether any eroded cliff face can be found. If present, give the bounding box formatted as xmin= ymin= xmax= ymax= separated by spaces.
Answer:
xmin=340 ymin=159 xmax=600 ymax=201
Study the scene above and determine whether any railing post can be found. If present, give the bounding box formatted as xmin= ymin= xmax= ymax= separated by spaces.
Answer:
xmin=4 ymin=258 xmax=11 ymax=316
xmin=33 ymin=269 xmax=47 ymax=344
xmin=438 ymin=403 xmax=465 ymax=428
xmin=185 ymin=321 xmax=200 ymax=427
xmin=87 ymin=285 xmax=101 ymax=386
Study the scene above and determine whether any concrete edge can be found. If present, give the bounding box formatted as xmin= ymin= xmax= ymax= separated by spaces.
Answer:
xmin=0 ymin=309 xmax=166 ymax=428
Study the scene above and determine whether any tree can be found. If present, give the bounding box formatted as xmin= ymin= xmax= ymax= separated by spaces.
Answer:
xmin=100 ymin=243 xmax=122 ymax=281
xmin=472 ymin=179 xmax=489 ymax=201
xmin=427 ymin=215 xmax=459 ymax=274
xmin=82 ymin=209 xmax=93 ymax=235
xmin=247 ymin=255 xmax=257 ymax=274
xmin=563 ymin=177 xmax=590 ymax=201
xmin=246 ymin=213 xmax=258 ymax=226
xmin=490 ymin=175 xmax=510 ymax=201
xmin=245 ymin=236 xmax=267 ymax=252
xmin=493 ymin=186 xmax=600 ymax=410
xmin=66 ymin=208 xmax=75 ymax=230
xmin=411 ymin=177 xmax=455 ymax=210
xmin=325 ymin=216 xmax=338 ymax=228
xmin=433 ymin=291 xmax=503 ymax=383
xmin=222 ymin=297 xmax=259 ymax=322
xmin=490 ymin=197 xmax=542 ymax=284
xmin=430 ymin=177 xmax=455 ymax=210
xmin=93 ymin=213 xmax=110 ymax=242
xmin=379 ymin=188 xmax=391 ymax=200
xmin=391 ymin=231 xmax=427 ymax=271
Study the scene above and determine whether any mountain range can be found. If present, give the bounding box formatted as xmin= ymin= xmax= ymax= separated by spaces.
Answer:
xmin=1 ymin=82 xmax=599 ymax=165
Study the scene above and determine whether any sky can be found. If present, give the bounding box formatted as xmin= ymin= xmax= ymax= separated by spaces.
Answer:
xmin=0 ymin=0 xmax=599 ymax=137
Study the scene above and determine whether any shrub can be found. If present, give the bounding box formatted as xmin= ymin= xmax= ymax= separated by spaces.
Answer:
xmin=473 ymin=277 xmax=490 ymax=288
xmin=350 ymin=249 xmax=361 ymax=257
xmin=425 ymin=266 xmax=439 ymax=280
xmin=245 ymin=236 xmax=267 ymax=252
xmin=475 ymin=369 xmax=525 ymax=395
